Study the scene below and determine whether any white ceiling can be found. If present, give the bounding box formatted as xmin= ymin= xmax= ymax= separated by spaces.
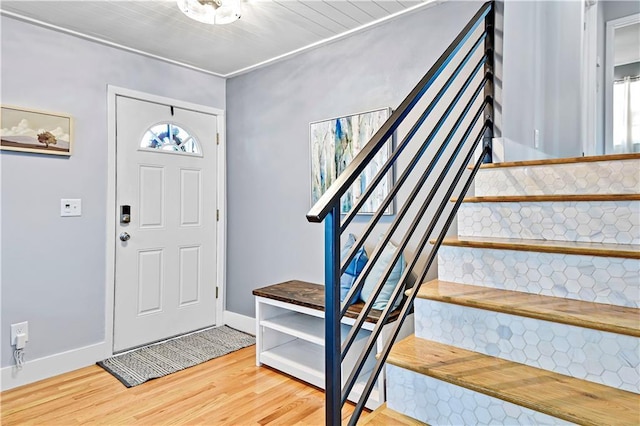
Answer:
xmin=0 ymin=0 xmax=428 ymax=77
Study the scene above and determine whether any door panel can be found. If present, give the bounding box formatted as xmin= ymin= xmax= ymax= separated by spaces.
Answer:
xmin=180 ymin=169 xmax=201 ymax=226
xmin=179 ymin=246 xmax=201 ymax=306
xmin=138 ymin=249 xmax=164 ymax=314
xmin=114 ymin=95 xmax=217 ymax=352
xmin=139 ymin=166 xmax=165 ymax=228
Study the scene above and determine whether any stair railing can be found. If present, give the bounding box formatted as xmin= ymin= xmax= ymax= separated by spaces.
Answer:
xmin=306 ymin=2 xmax=495 ymax=424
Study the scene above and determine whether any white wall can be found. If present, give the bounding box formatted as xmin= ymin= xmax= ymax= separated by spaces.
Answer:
xmin=0 ymin=16 xmax=225 ymax=376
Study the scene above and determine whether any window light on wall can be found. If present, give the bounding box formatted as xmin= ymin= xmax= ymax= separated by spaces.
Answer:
xmin=613 ymin=76 xmax=640 ymax=153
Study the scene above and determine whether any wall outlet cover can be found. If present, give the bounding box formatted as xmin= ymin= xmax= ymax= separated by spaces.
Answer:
xmin=10 ymin=321 xmax=29 ymax=346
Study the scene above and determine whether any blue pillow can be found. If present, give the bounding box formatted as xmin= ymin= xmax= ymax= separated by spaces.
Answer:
xmin=340 ymin=234 xmax=368 ymax=304
xmin=360 ymin=240 xmax=405 ymax=310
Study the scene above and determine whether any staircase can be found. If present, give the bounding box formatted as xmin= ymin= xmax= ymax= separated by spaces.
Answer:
xmin=382 ymin=153 xmax=640 ymax=425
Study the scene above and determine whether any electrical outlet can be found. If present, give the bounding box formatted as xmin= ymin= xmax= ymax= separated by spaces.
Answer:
xmin=11 ymin=321 xmax=28 ymax=347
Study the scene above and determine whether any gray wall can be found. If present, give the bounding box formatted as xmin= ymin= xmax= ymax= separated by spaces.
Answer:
xmin=615 ymin=62 xmax=640 ymax=79
xmin=597 ymin=1 xmax=640 ymax=149
xmin=226 ymin=1 xmax=480 ymax=318
xmin=500 ymin=0 xmax=640 ymax=159
xmin=502 ymin=0 xmax=583 ymax=161
xmin=0 ymin=16 xmax=225 ymax=368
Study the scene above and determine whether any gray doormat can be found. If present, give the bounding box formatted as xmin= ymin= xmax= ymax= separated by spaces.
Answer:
xmin=98 ymin=325 xmax=255 ymax=387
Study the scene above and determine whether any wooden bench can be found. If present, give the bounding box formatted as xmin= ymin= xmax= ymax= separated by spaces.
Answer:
xmin=253 ymin=280 xmax=414 ymax=410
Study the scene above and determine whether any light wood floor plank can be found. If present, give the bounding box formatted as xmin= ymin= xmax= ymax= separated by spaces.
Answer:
xmin=0 ymin=345 xmax=368 ymax=425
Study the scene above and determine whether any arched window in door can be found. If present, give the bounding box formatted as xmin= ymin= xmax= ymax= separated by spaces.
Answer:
xmin=140 ymin=123 xmax=201 ymax=155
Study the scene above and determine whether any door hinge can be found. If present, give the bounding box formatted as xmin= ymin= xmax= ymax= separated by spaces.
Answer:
xmin=216 ymin=133 xmax=220 ymax=145
xmin=216 ymin=209 xmax=220 ymax=221
xmin=216 ymin=287 xmax=219 ymax=299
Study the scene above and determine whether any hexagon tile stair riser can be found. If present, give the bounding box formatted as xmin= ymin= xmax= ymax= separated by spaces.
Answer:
xmin=474 ymin=158 xmax=640 ymax=197
xmin=438 ymin=246 xmax=639 ymax=308
xmin=457 ymin=200 xmax=639 ymax=244
xmin=386 ymin=365 xmax=573 ymax=426
xmin=385 ymin=155 xmax=640 ymax=425
xmin=415 ymin=298 xmax=639 ymax=393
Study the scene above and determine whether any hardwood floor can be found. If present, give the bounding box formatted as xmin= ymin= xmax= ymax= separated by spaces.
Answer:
xmin=1 ymin=346 xmax=364 ymax=425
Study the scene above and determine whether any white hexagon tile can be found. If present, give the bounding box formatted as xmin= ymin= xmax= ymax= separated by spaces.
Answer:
xmin=386 ymin=364 xmax=573 ymax=425
xmin=458 ymin=201 xmax=640 ymax=244
xmin=474 ymin=159 xmax=640 ymax=196
xmin=414 ymin=299 xmax=640 ymax=393
xmin=438 ymin=246 xmax=639 ymax=308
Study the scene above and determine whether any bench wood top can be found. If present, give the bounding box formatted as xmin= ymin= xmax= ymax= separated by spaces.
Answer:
xmin=253 ymin=280 xmax=401 ymax=324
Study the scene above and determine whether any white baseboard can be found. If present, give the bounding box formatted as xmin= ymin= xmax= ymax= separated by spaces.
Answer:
xmin=224 ymin=310 xmax=255 ymax=336
xmin=1 ymin=342 xmax=108 ymax=391
xmin=0 ymin=315 xmax=253 ymax=391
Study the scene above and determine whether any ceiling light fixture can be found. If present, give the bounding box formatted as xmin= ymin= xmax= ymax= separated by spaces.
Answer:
xmin=177 ymin=0 xmax=241 ymax=25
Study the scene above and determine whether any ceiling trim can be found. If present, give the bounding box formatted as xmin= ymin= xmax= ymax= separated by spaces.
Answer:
xmin=0 ymin=9 xmax=226 ymax=78
xmin=1 ymin=0 xmax=445 ymax=79
xmin=225 ymin=0 xmax=444 ymax=78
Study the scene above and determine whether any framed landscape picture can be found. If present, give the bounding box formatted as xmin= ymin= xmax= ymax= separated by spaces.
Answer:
xmin=1 ymin=106 xmax=73 ymax=156
xmin=310 ymin=107 xmax=393 ymax=215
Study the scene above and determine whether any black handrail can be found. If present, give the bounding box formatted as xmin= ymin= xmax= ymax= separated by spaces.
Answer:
xmin=338 ymin=54 xmax=488 ymax=281
xmin=338 ymin=30 xmax=488 ymax=234
xmin=349 ymin=143 xmax=492 ymax=425
xmin=305 ymin=2 xmax=495 ymax=425
xmin=338 ymin=63 xmax=489 ymax=314
xmin=340 ymin=86 xmax=490 ymax=360
xmin=341 ymin=116 xmax=490 ymax=406
xmin=306 ymin=1 xmax=493 ymax=223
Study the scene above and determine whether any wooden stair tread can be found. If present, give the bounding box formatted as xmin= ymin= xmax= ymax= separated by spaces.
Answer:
xmin=417 ymin=280 xmax=640 ymax=337
xmin=455 ymin=193 xmax=640 ymax=203
xmin=438 ymin=236 xmax=640 ymax=259
xmin=477 ymin=153 xmax=640 ymax=169
xmin=386 ymin=335 xmax=640 ymax=426
xmin=359 ymin=403 xmax=427 ymax=425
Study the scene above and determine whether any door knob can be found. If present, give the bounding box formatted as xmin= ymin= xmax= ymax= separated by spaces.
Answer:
xmin=119 ymin=232 xmax=131 ymax=242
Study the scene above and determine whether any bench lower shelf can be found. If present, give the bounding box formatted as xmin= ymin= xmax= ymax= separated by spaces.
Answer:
xmin=260 ymin=339 xmax=380 ymax=405
xmin=254 ymin=281 xmax=414 ymax=411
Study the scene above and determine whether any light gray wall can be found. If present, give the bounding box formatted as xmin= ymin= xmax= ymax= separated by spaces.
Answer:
xmin=0 ymin=16 xmax=225 ymax=368
xmin=602 ymin=1 xmax=640 ymax=26
xmin=502 ymin=0 xmax=640 ymax=159
xmin=615 ymin=61 xmax=640 ymax=79
xmin=597 ymin=1 xmax=640 ymax=149
xmin=502 ymin=0 xmax=583 ymax=161
xmin=226 ymin=1 xmax=480 ymax=318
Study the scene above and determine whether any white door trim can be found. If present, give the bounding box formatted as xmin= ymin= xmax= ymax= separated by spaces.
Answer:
xmin=105 ymin=85 xmax=226 ymax=357
xmin=581 ymin=0 xmax=598 ymax=156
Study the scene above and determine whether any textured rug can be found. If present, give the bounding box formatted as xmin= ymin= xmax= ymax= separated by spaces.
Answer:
xmin=98 ymin=326 xmax=255 ymax=387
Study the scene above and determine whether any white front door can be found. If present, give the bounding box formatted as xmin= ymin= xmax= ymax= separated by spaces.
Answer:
xmin=114 ymin=95 xmax=218 ymax=352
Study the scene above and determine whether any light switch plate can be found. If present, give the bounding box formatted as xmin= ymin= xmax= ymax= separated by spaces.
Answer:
xmin=61 ymin=199 xmax=82 ymax=217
